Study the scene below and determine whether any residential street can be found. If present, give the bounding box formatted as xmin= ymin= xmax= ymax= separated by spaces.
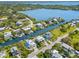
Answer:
xmin=27 ymin=34 xmax=69 ymax=58
xmin=0 ymin=2 xmax=79 ymax=58
xmin=61 ymin=42 xmax=79 ymax=54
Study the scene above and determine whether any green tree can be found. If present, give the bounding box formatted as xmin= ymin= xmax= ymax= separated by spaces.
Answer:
xmin=74 ymin=42 xmax=79 ymax=50
xmin=44 ymin=49 xmax=51 ymax=58
xmin=37 ymin=52 xmax=44 ymax=58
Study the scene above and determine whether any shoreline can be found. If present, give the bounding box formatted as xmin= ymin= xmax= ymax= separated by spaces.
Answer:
xmin=0 ymin=18 xmax=77 ymax=47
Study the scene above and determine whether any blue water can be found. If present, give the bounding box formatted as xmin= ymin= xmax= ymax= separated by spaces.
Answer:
xmin=25 ymin=1 xmax=79 ymax=6
xmin=1 ymin=8 xmax=79 ymax=47
xmin=19 ymin=9 xmax=79 ymax=21
xmin=0 ymin=21 xmax=67 ymax=47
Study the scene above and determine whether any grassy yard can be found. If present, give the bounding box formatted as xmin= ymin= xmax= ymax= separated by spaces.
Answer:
xmin=70 ymin=34 xmax=79 ymax=46
xmin=68 ymin=31 xmax=79 ymax=50
xmin=0 ymin=40 xmax=32 ymax=58
xmin=50 ymin=23 xmax=76 ymax=41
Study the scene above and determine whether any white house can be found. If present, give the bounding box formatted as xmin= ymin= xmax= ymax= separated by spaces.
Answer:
xmin=0 ymin=27 xmax=5 ymax=31
xmin=53 ymin=18 xmax=58 ymax=22
xmin=22 ymin=26 xmax=34 ymax=34
xmin=48 ymin=21 xmax=53 ymax=25
xmin=42 ymin=22 xmax=48 ymax=27
xmin=72 ymin=21 xmax=76 ymax=24
xmin=0 ymin=16 xmax=7 ymax=21
xmin=4 ymin=32 xmax=12 ymax=40
xmin=70 ymin=21 xmax=76 ymax=27
xmin=36 ymin=23 xmax=44 ymax=29
xmin=71 ymin=23 xmax=76 ymax=27
xmin=25 ymin=40 xmax=36 ymax=49
xmin=36 ymin=36 xmax=45 ymax=42
xmin=51 ymin=50 xmax=62 ymax=58
xmin=13 ymin=29 xmax=24 ymax=37
xmin=25 ymin=17 xmax=30 ymax=20
xmin=76 ymin=20 xmax=79 ymax=23
xmin=22 ymin=27 xmax=31 ymax=31
xmin=43 ymin=32 xmax=52 ymax=39
xmin=0 ymin=51 xmax=6 ymax=58
xmin=53 ymin=18 xmax=59 ymax=23
xmin=10 ymin=46 xmax=21 ymax=58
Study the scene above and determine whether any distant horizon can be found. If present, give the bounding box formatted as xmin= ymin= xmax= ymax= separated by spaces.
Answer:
xmin=0 ymin=1 xmax=79 ymax=6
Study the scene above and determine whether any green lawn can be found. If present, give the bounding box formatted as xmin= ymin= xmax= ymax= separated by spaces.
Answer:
xmin=50 ymin=23 xmax=76 ymax=41
xmin=0 ymin=40 xmax=32 ymax=58
xmin=71 ymin=34 xmax=79 ymax=46
xmin=69 ymin=31 xmax=79 ymax=50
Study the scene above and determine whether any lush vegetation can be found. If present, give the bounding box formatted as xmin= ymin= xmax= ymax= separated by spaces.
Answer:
xmin=61 ymin=22 xmax=79 ymax=51
xmin=1 ymin=3 xmax=79 ymax=11
xmin=37 ymin=49 xmax=52 ymax=58
xmin=0 ymin=2 xmax=79 ymax=58
xmin=52 ymin=43 xmax=78 ymax=58
xmin=50 ymin=23 xmax=76 ymax=41
xmin=0 ymin=40 xmax=32 ymax=58
xmin=62 ymin=30 xmax=79 ymax=51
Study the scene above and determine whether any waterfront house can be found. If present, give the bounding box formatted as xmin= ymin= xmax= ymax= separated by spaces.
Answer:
xmin=51 ymin=50 xmax=62 ymax=58
xmin=0 ymin=27 xmax=5 ymax=31
xmin=48 ymin=21 xmax=53 ymax=25
xmin=35 ymin=23 xmax=44 ymax=29
xmin=0 ymin=51 xmax=6 ymax=58
xmin=4 ymin=31 xmax=12 ymax=40
xmin=70 ymin=21 xmax=76 ymax=27
xmin=43 ymin=32 xmax=52 ymax=40
xmin=35 ymin=36 xmax=45 ymax=42
xmin=22 ymin=27 xmax=33 ymax=34
xmin=42 ymin=22 xmax=48 ymax=27
xmin=13 ymin=29 xmax=24 ymax=37
xmin=0 ymin=16 xmax=7 ymax=22
xmin=53 ymin=18 xmax=59 ymax=23
xmin=76 ymin=20 xmax=79 ymax=23
xmin=25 ymin=40 xmax=36 ymax=49
xmin=19 ymin=17 xmax=30 ymax=21
xmin=70 ymin=23 xmax=76 ymax=27
xmin=22 ymin=27 xmax=31 ymax=31
xmin=72 ymin=21 xmax=76 ymax=24
xmin=10 ymin=46 xmax=21 ymax=58
xmin=53 ymin=18 xmax=58 ymax=22
xmin=25 ymin=17 xmax=30 ymax=20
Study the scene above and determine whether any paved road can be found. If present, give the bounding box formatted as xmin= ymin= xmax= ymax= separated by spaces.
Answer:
xmin=27 ymin=34 xmax=69 ymax=58
xmin=61 ymin=42 xmax=74 ymax=50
